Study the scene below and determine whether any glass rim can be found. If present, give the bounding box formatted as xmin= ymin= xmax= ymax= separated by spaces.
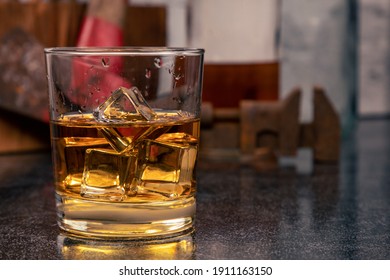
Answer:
xmin=44 ymin=46 xmax=205 ymax=56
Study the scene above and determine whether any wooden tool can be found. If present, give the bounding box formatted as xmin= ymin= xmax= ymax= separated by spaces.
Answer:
xmin=200 ymin=86 xmax=340 ymax=164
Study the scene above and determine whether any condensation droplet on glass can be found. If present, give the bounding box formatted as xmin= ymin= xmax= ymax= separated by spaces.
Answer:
xmin=172 ymin=96 xmax=182 ymax=104
xmin=102 ymin=57 xmax=110 ymax=67
xmin=145 ymin=68 xmax=152 ymax=79
xmin=145 ymin=90 xmax=149 ymax=97
xmin=174 ymin=73 xmax=183 ymax=81
xmin=89 ymin=92 xmax=94 ymax=96
xmin=154 ymin=57 xmax=162 ymax=68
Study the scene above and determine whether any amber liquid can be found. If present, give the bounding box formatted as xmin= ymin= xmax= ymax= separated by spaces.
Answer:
xmin=202 ymin=62 xmax=279 ymax=107
xmin=50 ymin=111 xmax=200 ymax=239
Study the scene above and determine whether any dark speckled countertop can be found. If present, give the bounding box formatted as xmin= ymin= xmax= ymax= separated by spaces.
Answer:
xmin=1 ymin=119 xmax=390 ymax=260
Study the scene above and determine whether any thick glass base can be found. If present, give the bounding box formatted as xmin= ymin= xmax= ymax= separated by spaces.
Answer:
xmin=57 ymin=229 xmax=196 ymax=259
xmin=56 ymin=193 xmax=196 ymax=239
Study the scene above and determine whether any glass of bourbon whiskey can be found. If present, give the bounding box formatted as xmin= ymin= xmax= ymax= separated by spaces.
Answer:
xmin=45 ymin=47 xmax=204 ymax=239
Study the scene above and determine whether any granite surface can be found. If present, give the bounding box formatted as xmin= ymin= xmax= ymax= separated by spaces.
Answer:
xmin=1 ymin=119 xmax=390 ymax=259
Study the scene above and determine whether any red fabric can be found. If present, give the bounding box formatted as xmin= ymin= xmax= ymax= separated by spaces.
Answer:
xmin=68 ymin=16 xmax=129 ymax=107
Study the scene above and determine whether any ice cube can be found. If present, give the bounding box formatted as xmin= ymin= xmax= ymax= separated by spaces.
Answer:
xmin=81 ymin=148 xmax=137 ymax=202
xmin=98 ymin=125 xmax=171 ymax=154
xmin=156 ymin=132 xmax=198 ymax=145
xmin=138 ymin=140 xmax=197 ymax=183
xmin=59 ymin=137 xmax=110 ymax=192
xmin=64 ymin=173 xmax=83 ymax=192
xmin=135 ymin=182 xmax=191 ymax=199
xmin=93 ymin=86 xmax=157 ymax=122
xmin=133 ymin=139 xmax=197 ymax=199
xmin=99 ymin=127 xmax=131 ymax=153
xmin=134 ymin=125 xmax=172 ymax=144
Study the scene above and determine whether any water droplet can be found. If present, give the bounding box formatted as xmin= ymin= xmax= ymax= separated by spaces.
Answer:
xmin=172 ymin=96 xmax=182 ymax=104
xmin=169 ymin=193 xmax=179 ymax=199
xmin=89 ymin=92 xmax=94 ymax=96
xmin=102 ymin=57 xmax=110 ymax=67
xmin=145 ymin=68 xmax=152 ymax=79
xmin=145 ymin=90 xmax=149 ymax=97
xmin=154 ymin=57 xmax=162 ymax=68
xmin=174 ymin=73 xmax=183 ymax=81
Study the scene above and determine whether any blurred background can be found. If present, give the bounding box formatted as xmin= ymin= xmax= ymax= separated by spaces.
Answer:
xmin=0 ymin=0 xmax=386 ymax=159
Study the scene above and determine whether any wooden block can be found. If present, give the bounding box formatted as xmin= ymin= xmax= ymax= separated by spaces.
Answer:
xmin=313 ymin=86 xmax=340 ymax=162
xmin=240 ymin=88 xmax=300 ymax=156
xmin=240 ymin=100 xmax=280 ymax=155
